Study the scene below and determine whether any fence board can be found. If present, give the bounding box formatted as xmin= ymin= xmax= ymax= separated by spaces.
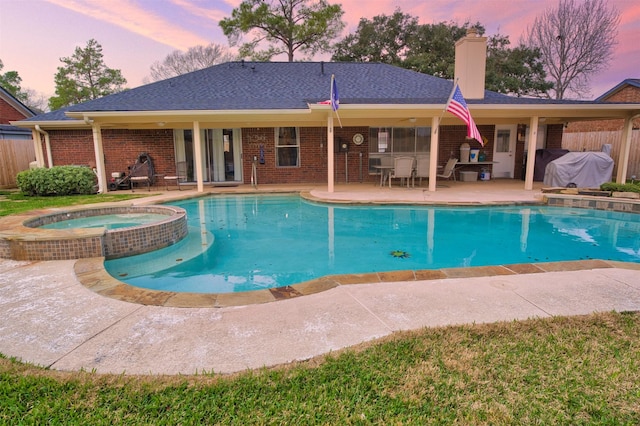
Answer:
xmin=562 ymin=130 xmax=640 ymax=180
xmin=0 ymin=139 xmax=36 ymax=188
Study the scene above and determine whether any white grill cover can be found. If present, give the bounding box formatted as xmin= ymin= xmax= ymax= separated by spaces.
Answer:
xmin=543 ymin=152 xmax=614 ymax=188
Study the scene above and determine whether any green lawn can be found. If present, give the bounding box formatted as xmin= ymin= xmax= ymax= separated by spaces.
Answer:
xmin=1 ymin=312 xmax=639 ymax=424
xmin=0 ymin=190 xmax=150 ymax=217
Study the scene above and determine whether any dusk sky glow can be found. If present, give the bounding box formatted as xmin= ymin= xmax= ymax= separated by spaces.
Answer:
xmin=1 ymin=0 xmax=638 ymax=101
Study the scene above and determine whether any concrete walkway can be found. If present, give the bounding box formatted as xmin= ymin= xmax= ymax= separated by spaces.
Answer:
xmin=1 ymin=181 xmax=639 ymax=375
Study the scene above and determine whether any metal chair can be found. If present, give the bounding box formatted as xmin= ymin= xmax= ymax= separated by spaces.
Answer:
xmin=414 ymin=155 xmax=430 ymax=186
xmin=164 ymin=161 xmax=187 ymax=190
xmin=389 ymin=156 xmax=415 ymax=188
xmin=437 ymin=158 xmax=458 ymax=181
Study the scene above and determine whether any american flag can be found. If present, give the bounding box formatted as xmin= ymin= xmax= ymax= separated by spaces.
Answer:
xmin=446 ymin=84 xmax=483 ymax=145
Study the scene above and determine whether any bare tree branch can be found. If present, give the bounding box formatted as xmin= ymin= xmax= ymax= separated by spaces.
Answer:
xmin=525 ymin=0 xmax=619 ymax=99
xmin=147 ymin=44 xmax=234 ymax=82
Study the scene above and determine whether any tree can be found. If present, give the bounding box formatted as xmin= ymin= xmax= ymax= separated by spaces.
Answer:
xmin=333 ymin=14 xmax=550 ymax=97
xmin=220 ymin=0 xmax=345 ymax=62
xmin=0 ymin=59 xmax=26 ymax=102
xmin=525 ymin=0 xmax=620 ymax=99
xmin=332 ymin=10 xmax=419 ymax=66
xmin=49 ymin=39 xmax=127 ymax=110
xmin=402 ymin=21 xmax=481 ymax=78
xmin=147 ymin=43 xmax=234 ymax=82
xmin=485 ymin=34 xmax=553 ymax=97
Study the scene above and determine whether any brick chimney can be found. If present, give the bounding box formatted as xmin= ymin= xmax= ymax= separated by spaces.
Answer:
xmin=454 ymin=28 xmax=487 ymax=100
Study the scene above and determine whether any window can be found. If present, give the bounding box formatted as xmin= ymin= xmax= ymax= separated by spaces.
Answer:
xmin=275 ymin=127 xmax=299 ymax=167
xmin=368 ymin=127 xmax=431 ymax=172
xmin=368 ymin=127 xmax=431 ymax=154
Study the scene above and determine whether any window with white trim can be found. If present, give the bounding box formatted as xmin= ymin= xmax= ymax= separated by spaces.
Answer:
xmin=275 ymin=127 xmax=300 ymax=167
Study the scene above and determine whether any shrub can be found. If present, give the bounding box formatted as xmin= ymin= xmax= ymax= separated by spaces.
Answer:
xmin=600 ymin=182 xmax=640 ymax=194
xmin=16 ymin=166 xmax=97 ymax=196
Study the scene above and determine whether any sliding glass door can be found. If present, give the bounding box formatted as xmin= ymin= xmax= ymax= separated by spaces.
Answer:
xmin=174 ymin=128 xmax=243 ymax=183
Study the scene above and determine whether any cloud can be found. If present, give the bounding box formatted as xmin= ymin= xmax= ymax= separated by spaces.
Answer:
xmin=44 ymin=0 xmax=210 ymax=50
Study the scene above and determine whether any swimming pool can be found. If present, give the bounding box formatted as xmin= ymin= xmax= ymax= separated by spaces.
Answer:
xmin=104 ymin=194 xmax=640 ymax=293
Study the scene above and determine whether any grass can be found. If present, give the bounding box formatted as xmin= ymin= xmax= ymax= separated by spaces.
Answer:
xmin=1 ymin=312 xmax=639 ymax=424
xmin=0 ymin=190 xmax=149 ymax=217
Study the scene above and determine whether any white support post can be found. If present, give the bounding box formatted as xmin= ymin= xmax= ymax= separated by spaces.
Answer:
xmin=327 ymin=114 xmax=335 ymax=193
xmin=524 ymin=116 xmax=539 ymax=190
xmin=616 ymin=116 xmax=634 ymax=183
xmin=428 ymin=116 xmax=439 ymax=192
xmin=193 ymin=121 xmax=204 ymax=193
xmin=91 ymin=124 xmax=107 ymax=193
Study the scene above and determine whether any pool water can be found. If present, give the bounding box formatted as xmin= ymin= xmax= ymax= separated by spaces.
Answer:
xmin=41 ymin=213 xmax=168 ymax=230
xmin=105 ymin=194 xmax=640 ymax=293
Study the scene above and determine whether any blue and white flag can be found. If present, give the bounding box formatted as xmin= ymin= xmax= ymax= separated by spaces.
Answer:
xmin=330 ymin=74 xmax=339 ymax=111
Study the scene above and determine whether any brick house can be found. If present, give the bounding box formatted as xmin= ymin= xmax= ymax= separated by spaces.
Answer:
xmin=0 ymin=85 xmax=33 ymax=138
xmin=1 ymin=86 xmax=35 ymax=188
xmin=567 ymin=79 xmax=640 ymax=132
xmin=12 ymin=32 xmax=640 ymax=193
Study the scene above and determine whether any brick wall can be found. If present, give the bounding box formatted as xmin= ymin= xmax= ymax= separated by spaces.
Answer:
xmin=44 ymin=123 xmax=542 ymax=185
xmin=242 ymin=126 xmax=374 ymax=184
xmin=0 ymin=98 xmax=28 ymax=124
xmin=46 ymin=128 xmax=174 ymax=186
xmin=546 ymin=124 xmax=564 ymax=149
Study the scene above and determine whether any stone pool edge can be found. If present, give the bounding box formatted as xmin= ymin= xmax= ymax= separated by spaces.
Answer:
xmin=74 ymin=257 xmax=640 ymax=308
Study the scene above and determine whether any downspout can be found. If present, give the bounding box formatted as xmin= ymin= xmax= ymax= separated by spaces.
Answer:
xmin=34 ymin=125 xmax=53 ymax=168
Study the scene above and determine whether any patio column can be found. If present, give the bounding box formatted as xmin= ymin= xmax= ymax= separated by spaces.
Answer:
xmin=428 ymin=116 xmax=439 ymax=192
xmin=91 ymin=123 xmax=107 ymax=194
xmin=524 ymin=116 xmax=539 ymax=190
xmin=192 ymin=121 xmax=204 ymax=193
xmin=616 ymin=115 xmax=635 ymax=183
xmin=327 ymin=114 xmax=335 ymax=192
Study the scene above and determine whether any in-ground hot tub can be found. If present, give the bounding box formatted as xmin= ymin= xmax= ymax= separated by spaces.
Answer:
xmin=0 ymin=205 xmax=188 ymax=261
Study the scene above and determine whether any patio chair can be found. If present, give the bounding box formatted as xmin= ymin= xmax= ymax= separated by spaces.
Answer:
xmin=437 ymin=158 xmax=458 ymax=181
xmin=130 ymin=160 xmax=151 ymax=191
xmin=389 ymin=156 xmax=415 ymax=188
xmin=414 ymin=155 xmax=430 ymax=186
xmin=164 ymin=161 xmax=187 ymax=190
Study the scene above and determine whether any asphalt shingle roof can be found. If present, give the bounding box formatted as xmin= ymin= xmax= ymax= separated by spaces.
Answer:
xmin=26 ymin=61 xmax=599 ymax=122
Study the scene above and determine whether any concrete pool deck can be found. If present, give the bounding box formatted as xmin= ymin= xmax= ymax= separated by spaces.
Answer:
xmin=1 ymin=180 xmax=640 ymax=375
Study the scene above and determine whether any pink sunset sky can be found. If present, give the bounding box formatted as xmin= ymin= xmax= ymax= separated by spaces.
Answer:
xmin=1 ymin=0 xmax=638 ymax=102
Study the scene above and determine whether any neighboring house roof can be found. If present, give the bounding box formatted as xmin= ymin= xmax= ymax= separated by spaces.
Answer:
xmin=25 ymin=61 xmax=588 ymax=122
xmin=596 ymin=78 xmax=640 ymax=102
xmin=0 ymin=124 xmax=31 ymax=138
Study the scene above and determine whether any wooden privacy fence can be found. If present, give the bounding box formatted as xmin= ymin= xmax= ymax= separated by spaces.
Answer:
xmin=0 ymin=139 xmax=35 ymax=189
xmin=562 ymin=129 xmax=640 ymax=180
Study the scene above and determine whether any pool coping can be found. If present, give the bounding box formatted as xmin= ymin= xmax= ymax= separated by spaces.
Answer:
xmin=74 ymin=257 xmax=640 ymax=308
